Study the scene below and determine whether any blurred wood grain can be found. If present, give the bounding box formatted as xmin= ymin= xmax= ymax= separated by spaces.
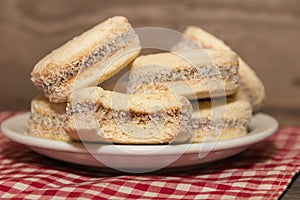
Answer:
xmin=0 ymin=0 xmax=299 ymax=126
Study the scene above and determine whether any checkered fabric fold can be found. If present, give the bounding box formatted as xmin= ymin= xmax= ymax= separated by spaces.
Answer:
xmin=0 ymin=112 xmax=299 ymax=199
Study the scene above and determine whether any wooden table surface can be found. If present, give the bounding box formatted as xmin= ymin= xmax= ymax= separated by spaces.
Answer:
xmin=0 ymin=0 xmax=299 ymax=198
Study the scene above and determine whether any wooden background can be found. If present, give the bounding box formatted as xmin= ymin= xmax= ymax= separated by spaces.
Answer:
xmin=0 ymin=0 xmax=299 ymax=126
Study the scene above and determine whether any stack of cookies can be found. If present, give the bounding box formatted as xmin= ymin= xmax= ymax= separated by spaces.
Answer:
xmin=28 ymin=16 xmax=265 ymax=144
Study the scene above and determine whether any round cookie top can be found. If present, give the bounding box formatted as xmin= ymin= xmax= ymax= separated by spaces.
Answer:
xmin=131 ymin=49 xmax=238 ymax=70
xmin=68 ymin=87 xmax=187 ymax=113
xmin=31 ymin=16 xmax=132 ymax=75
xmin=183 ymin=26 xmax=232 ymax=51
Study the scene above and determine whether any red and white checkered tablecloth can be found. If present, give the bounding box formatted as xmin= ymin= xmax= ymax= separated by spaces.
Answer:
xmin=0 ymin=111 xmax=300 ymax=199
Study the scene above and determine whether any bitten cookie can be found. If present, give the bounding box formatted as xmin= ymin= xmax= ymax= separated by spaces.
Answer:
xmin=27 ymin=95 xmax=70 ymax=141
xmin=190 ymin=98 xmax=252 ymax=143
xmin=174 ymin=26 xmax=265 ymax=111
xmin=64 ymin=87 xmax=193 ymax=144
xmin=31 ymin=16 xmax=141 ymax=103
xmin=127 ymin=50 xmax=239 ymax=99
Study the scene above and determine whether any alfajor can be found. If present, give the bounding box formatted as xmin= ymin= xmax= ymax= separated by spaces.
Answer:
xmin=27 ymin=95 xmax=70 ymax=141
xmin=191 ymin=98 xmax=252 ymax=143
xmin=127 ymin=50 xmax=240 ymax=99
xmin=64 ymin=87 xmax=192 ymax=144
xmin=31 ymin=16 xmax=141 ymax=103
xmin=174 ymin=26 xmax=265 ymax=111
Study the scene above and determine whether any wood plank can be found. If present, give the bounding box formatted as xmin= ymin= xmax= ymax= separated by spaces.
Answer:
xmin=0 ymin=0 xmax=299 ymax=127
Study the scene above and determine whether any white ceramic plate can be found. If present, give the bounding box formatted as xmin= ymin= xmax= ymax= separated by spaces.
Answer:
xmin=1 ymin=113 xmax=278 ymax=172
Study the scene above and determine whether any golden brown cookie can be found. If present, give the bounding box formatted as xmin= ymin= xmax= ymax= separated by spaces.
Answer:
xmin=28 ymin=95 xmax=70 ymax=141
xmin=127 ymin=50 xmax=240 ymax=99
xmin=64 ymin=87 xmax=192 ymax=144
xmin=191 ymin=98 xmax=252 ymax=143
xmin=175 ymin=26 xmax=265 ymax=111
xmin=31 ymin=16 xmax=141 ymax=103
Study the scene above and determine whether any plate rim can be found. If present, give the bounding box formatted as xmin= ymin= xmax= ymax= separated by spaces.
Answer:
xmin=0 ymin=112 xmax=279 ymax=155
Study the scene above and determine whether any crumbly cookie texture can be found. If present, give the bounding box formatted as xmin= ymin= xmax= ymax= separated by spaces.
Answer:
xmin=190 ymin=98 xmax=252 ymax=142
xmin=31 ymin=16 xmax=141 ymax=103
xmin=127 ymin=50 xmax=239 ymax=99
xmin=174 ymin=26 xmax=265 ymax=111
xmin=27 ymin=95 xmax=70 ymax=141
xmin=64 ymin=87 xmax=193 ymax=144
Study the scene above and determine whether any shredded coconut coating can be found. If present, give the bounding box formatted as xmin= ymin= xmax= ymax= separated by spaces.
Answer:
xmin=191 ymin=117 xmax=251 ymax=132
xmin=32 ymin=30 xmax=137 ymax=96
xmin=127 ymin=64 xmax=239 ymax=94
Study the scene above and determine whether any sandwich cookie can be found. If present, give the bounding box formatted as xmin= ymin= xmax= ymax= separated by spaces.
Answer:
xmin=175 ymin=26 xmax=265 ymax=111
xmin=27 ymin=95 xmax=70 ymax=141
xmin=191 ymin=98 xmax=252 ymax=143
xmin=64 ymin=87 xmax=193 ymax=144
xmin=127 ymin=50 xmax=239 ymax=99
xmin=31 ymin=16 xmax=141 ymax=103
